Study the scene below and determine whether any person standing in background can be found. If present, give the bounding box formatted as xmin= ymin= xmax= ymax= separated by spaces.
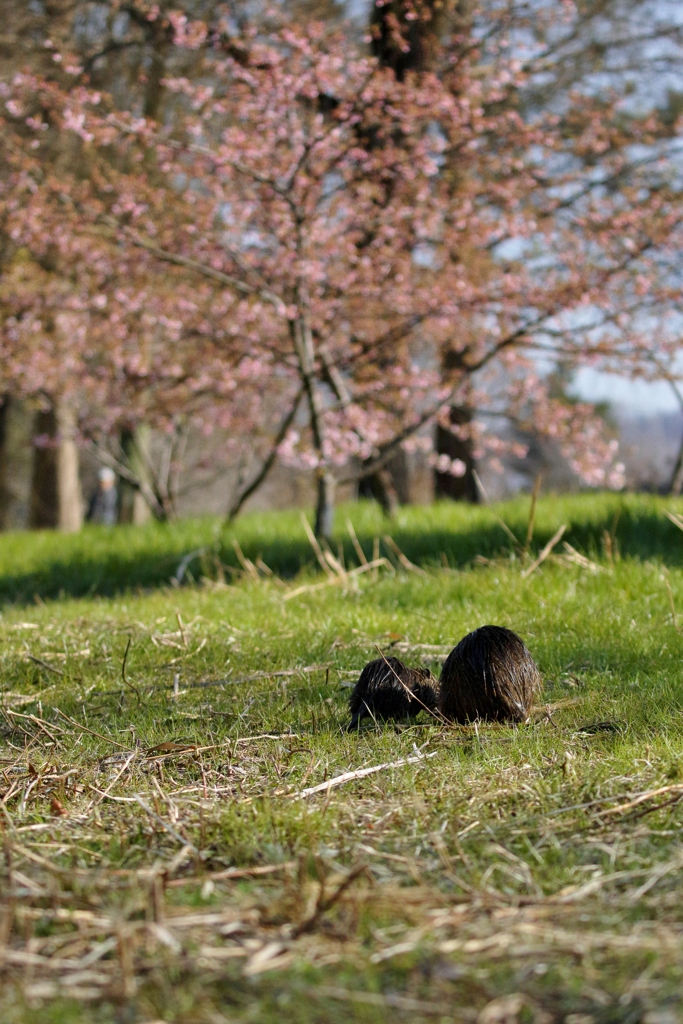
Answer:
xmin=87 ymin=467 xmax=119 ymax=526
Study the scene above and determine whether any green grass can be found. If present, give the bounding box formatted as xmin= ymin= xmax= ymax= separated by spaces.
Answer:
xmin=2 ymin=494 xmax=683 ymax=1023
xmin=2 ymin=490 xmax=683 ymax=603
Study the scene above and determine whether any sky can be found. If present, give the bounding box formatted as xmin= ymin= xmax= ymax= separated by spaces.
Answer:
xmin=573 ymin=369 xmax=681 ymax=417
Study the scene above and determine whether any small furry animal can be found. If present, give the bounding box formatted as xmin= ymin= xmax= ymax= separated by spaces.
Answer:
xmin=347 ymin=656 xmax=439 ymax=730
xmin=439 ymin=625 xmax=541 ymax=724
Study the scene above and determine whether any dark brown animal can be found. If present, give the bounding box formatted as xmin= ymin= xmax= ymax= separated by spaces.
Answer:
xmin=438 ymin=625 xmax=540 ymax=724
xmin=347 ymin=656 xmax=438 ymax=730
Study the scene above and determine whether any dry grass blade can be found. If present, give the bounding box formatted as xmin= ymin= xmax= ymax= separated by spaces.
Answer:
xmin=176 ymin=611 xmax=188 ymax=648
xmin=346 ymin=518 xmax=368 ymax=565
xmin=7 ymin=841 xmax=77 ymax=879
xmin=167 ymin=861 xmax=296 ymax=888
xmin=243 ymin=941 xmax=292 ymax=976
xmin=121 ymin=636 xmax=142 ymax=705
xmin=233 ymin=540 xmax=259 ymax=579
xmin=292 ymin=750 xmax=437 ymax=798
xmin=521 ymin=524 xmax=566 ymax=579
xmin=255 ymin=556 xmax=282 ymax=584
xmin=665 ymin=509 xmax=683 ymax=532
xmin=174 ymin=546 xmax=207 ymax=583
xmin=300 ymin=513 xmax=336 ymax=578
xmin=322 ymin=547 xmax=347 ymax=581
xmin=306 ymin=986 xmax=468 ymax=1018
xmin=627 ymin=853 xmax=683 ymax=902
xmin=25 ymin=653 xmax=64 ymax=677
xmin=52 ymin=708 xmax=130 ymax=749
xmin=473 ymin=470 xmax=522 ymax=552
xmin=291 ymin=863 xmax=368 ymax=937
xmin=3 ymin=709 xmax=64 ymax=743
xmin=135 ymin=795 xmax=199 ymax=853
xmin=663 ymin=576 xmax=681 ymax=632
xmin=83 ymin=749 xmax=137 ymax=812
xmin=283 ymin=558 xmax=388 ymax=600
xmin=597 ymin=782 xmax=683 ymax=817
xmin=144 ymin=732 xmax=301 ymax=762
xmin=523 ymin=474 xmax=542 ymax=556
xmin=382 ymin=536 xmax=429 ymax=577
xmin=560 ymin=541 xmax=604 ymax=574
xmin=373 ymin=644 xmax=447 ymax=725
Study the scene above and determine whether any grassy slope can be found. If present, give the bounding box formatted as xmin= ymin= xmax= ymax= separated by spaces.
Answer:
xmin=1 ymin=494 xmax=683 ymax=1023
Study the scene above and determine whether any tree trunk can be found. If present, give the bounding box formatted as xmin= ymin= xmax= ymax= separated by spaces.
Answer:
xmin=29 ymin=408 xmax=58 ymax=529
xmin=371 ymin=0 xmax=475 ymax=77
xmin=119 ymin=426 xmax=153 ymax=525
xmin=434 ymin=405 xmax=479 ymax=503
xmin=359 ymin=465 xmax=399 ymax=516
xmin=56 ymin=402 xmax=83 ymax=532
xmin=29 ymin=401 xmax=83 ymax=531
xmin=370 ymin=0 xmax=479 ymax=504
xmin=0 ymin=396 xmax=36 ymax=530
xmin=669 ymin=430 xmax=683 ymax=495
xmin=315 ymin=471 xmax=336 ymax=542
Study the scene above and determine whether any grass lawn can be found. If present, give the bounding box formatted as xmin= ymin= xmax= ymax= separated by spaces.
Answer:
xmin=2 ymin=493 xmax=683 ymax=1023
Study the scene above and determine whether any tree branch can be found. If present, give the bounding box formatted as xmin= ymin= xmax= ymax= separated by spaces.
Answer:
xmin=226 ymin=385 xmax=304 ymax=521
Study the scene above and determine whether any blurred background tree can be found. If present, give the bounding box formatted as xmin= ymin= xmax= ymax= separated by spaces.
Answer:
xmin=0 ymin=0 xmax=681 ymax=534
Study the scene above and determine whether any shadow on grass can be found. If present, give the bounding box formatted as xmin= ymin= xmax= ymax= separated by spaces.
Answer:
xmin=0 ymin=493 xmax=682 ymax=606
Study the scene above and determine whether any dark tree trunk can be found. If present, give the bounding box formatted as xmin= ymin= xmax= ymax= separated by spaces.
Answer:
xmin=29 ymin=402 xmax=83 ymax=531
xmin=669 ymin=430 xmax=683 ymax=495
xmin=434 ymin=405 xmax=479 ymax=503
xmin=29 ymin=409 xmax=58 ymax=529
xmin=315 ymin=472 xmax=336 ymax=542
xmin=359 ymin=465 xmax=399 ymax=516
xmin=370 ymin=0 xmax=447 ymax=78
xmin=369 ymin=0 xmax=480 ymax=504
xmin=370 ymin=0 xmax=475 ymax=78
xmin=0 ymin=396 xmax=35 ymax=530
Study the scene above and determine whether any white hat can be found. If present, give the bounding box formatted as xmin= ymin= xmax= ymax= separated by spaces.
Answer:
xmin=98 ymin=467 xmax=116 ymax=483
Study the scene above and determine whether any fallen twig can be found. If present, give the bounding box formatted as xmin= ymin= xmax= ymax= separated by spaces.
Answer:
xmin=292 ymin=750 xmax=437 ymax=799
xmin=25 ymin=654 xmax=64 ymax=677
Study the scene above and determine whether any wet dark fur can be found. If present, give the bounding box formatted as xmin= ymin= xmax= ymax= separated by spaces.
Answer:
xmin=347 ymin=657 xmax=438 ymax=730
xmin=439 ymin=625 xmax=541 ymax=724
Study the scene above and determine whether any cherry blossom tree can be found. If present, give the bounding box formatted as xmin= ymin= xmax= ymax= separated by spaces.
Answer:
xmin=369 ymin=0 xmax=683 ymax=498
xmin=1 ymin=9 xmax=682 ymax=535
